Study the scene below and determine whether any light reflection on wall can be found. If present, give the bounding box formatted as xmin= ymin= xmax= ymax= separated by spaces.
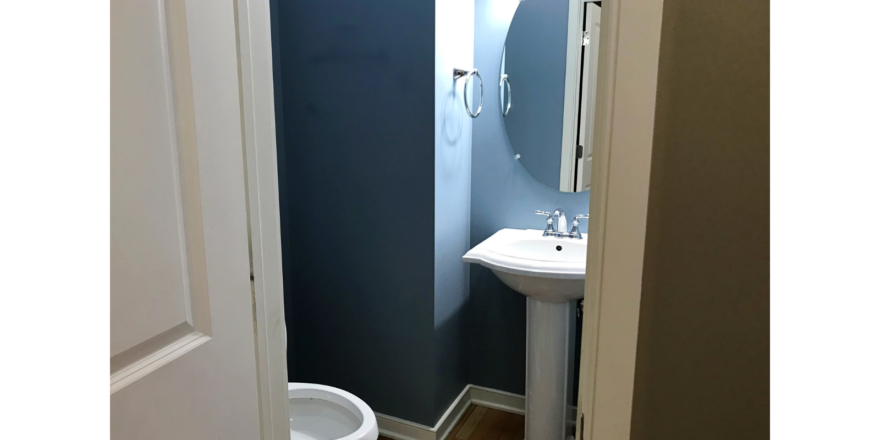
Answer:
xmin=491 ymin=0 xmax=521 ymax=27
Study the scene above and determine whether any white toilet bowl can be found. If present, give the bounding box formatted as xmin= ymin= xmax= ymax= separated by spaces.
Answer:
xmin=288 ymin=383 xmax=378 ymax=440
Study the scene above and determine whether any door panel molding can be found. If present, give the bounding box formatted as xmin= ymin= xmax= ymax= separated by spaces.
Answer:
xmin=110 ymin=0 xmax=211 ymax=393
xmin=165 ymin=0 xmax=213 ymax=339
xmin=110 ymin=324 xmax=209 ymax=394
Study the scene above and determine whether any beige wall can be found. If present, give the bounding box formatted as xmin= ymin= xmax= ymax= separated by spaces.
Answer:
xmin=629 ymin=0 xmax=769 ymax=438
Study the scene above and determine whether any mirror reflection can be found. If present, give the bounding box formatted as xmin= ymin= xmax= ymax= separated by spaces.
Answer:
xmin=501 ymin=0 xmax=602 ymax=193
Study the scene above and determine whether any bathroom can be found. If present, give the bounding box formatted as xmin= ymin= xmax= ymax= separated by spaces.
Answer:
xmin=273 ymin=0 xmax=593 ymax=438
xmin=106 ymin=0 xmax=770 ymax=436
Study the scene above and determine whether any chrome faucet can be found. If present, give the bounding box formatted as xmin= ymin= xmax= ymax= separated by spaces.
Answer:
xmin=535 ymin=209 xmax=587 ymax=239
xmin=535 ymin=209 xmax=590 ymax=240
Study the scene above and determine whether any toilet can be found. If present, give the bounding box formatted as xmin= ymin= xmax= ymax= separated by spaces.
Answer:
xmin=288 ymin=383 xmax=379 ymax=440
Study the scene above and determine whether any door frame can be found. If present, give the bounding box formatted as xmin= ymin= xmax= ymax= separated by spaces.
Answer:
xmin=575 ymin=0 xmax=665 ymax=438
xmin=235 ymin=0 xmax=290 ymax=439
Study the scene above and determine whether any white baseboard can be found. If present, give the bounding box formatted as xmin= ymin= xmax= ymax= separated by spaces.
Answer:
xmin=375 ymin=384 xmax=578 ymax=440
xmin=374 ymin=412 xmax=435 ymax=440
xmin=435 ymin=385 xmax=473 ymax=440
xmin=468 ymin=385 xmax=525 ymax=415
xmin=375 ymin=385 xmax=504 ymax=440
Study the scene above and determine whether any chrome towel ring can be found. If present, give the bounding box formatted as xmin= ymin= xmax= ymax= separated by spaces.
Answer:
xmin=453 ymin=68 xmax=483 ymax=118
xmin=500 ymin=74 xmax=511 ymax=117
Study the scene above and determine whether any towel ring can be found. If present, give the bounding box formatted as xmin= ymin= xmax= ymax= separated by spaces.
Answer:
xmin=453 ymin=68 xmax=483 ymax=118
xmin=500 ymin=74 xmax=511 ymax=117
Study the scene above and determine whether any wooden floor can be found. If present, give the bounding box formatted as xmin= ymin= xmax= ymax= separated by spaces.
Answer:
xmin=379 ymin=405 xmax=524 ymax=440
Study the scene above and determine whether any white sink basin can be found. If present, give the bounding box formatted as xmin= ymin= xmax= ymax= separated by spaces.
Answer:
xmin=463 ymin=228 xmax=587 ymax=303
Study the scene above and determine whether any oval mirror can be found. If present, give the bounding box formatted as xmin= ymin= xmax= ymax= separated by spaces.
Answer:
xmin=501 ymin=0 xmax=602 ymax=192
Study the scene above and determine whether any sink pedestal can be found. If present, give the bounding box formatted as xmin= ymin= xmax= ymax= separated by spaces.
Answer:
xmin=462 ymin=229 xmax=587 ymax=440
xmin=526 ymin=297 xmax=573 ymax=440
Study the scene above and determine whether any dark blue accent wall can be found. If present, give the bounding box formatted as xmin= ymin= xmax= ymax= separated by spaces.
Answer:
xmin=469 ymin=0 xmax=590 ymax=396
xmin=271 ymin=0 xmax=439 ymax=426
xmin=503 ymin=0 xmax=571 ymax=189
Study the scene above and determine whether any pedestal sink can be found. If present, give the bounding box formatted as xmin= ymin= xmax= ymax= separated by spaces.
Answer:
xmin=463 ymin=229 xmax=587 ymax=440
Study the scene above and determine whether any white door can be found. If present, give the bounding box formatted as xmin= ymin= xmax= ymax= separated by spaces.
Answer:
xmin=110 ymin=0 xmax=262 ymax=438
xmin=575 ymin=2 xmax=601 ymax=192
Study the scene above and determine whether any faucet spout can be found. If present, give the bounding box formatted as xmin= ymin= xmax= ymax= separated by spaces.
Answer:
xmin=553 ymin=209 xmax=567 ymax=235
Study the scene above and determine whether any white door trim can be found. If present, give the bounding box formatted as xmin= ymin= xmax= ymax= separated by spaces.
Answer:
xmin=576 ymin=0 xmax=665 ymax=438
xmin=235 ymin=0 xmax=290 ymax=439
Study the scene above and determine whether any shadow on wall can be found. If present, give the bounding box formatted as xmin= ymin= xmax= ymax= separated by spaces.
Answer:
xmin=442 ymin=89 xmax=465 ymax=146
xmin=468 ymin=0 xmax=591 ymax=395
xmin=434 ymin=300 xmax=471 ymax=421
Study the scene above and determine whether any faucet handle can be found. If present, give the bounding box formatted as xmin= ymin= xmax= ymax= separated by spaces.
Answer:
xmin=570 ymin=214 xmax=589 ymax=239
xmin=535 ymin=210 xmax=553 ymax=223
xmin=536 ymin=210 xmax=555 ymax=236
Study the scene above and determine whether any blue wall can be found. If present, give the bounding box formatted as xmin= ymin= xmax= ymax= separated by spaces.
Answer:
xmin=503 ymin=0 xmax=571 ymax=189
xmin=271 ymin=0 xmax=440 ymax=426
xmin=433 ymin=0 xmax=475 ymax=423
xmin=468 ymin=0 xmax=590 ymax=395
xmin=272 ymin=0 xmax=479 ymax=427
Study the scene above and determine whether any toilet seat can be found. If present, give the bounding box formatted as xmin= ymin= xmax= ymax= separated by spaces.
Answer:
xmin=288 ymin=383 xmax=378 ymax=440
